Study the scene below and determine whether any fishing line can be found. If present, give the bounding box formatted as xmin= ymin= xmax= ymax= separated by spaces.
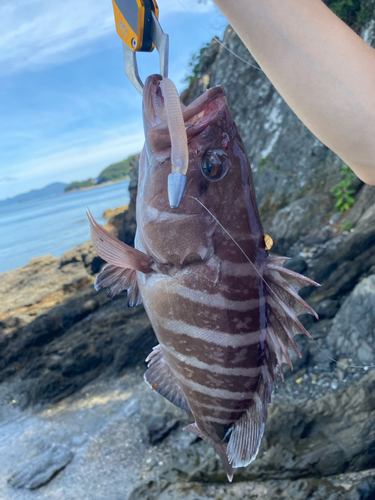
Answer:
xmin=308 ymin=336 xmax=375 ymax=370
xmin=190 ymin=196 xmax=375 ymax=372
xmin=190 ymin=196 xmax=287 ymax=298
xmin=175 ymin=0 xmax=263 ymax=72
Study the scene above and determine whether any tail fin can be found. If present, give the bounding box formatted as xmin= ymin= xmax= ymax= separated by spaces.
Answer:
xmin=183 ymin=422 xmax=234 ymax=482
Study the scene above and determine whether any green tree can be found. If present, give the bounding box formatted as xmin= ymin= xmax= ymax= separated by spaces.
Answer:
xmin=64 ymin=178 xmax=95 ymax=192
xmin=97 ymin=155 xmax=136 ymax=184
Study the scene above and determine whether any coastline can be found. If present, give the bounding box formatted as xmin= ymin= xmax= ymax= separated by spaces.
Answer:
xmin=63 ymin=177 xmax=130 ymax=194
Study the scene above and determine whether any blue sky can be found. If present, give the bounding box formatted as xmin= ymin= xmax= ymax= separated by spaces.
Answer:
xmin=0 ymin=0 xmax=228 ymax=200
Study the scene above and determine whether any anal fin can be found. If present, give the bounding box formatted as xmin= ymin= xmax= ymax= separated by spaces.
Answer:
xmin=226 ymin=373 xmax=272 ymax=468
xmin=144 ymin=345 xmax=190 ymax=412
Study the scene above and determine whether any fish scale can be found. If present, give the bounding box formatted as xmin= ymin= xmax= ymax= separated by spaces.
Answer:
xmin=88 ymin=74 xmax=319 ymax=481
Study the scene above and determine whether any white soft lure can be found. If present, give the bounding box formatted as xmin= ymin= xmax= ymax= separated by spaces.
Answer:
xmin=160 ymin=78 xmax=189 ymax=209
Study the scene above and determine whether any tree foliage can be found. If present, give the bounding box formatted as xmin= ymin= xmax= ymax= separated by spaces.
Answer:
xmin=97 ymin=155 xmax=136 ymax=184
xmin=323 ymin=0 xmax=372 ymax=30
xmin=64 ymin=178 xmax=95 ymax=192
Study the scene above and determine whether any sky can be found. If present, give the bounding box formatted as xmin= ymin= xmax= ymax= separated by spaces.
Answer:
xmin=0 ymin=0 xmax=228 ymax=200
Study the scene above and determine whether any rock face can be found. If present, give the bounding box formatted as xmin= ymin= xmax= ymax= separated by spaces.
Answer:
xmin=181 ymin=27 xmax=360 ymax=248
xmin=327 ymin=275 xmax=375 ymax=363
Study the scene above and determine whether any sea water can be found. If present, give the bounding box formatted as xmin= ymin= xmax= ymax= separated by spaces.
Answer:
xmin=0 ymin=180 xmax=130 ymax=274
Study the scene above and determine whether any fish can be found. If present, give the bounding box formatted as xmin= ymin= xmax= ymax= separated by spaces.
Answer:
xmin=87 ymin=74 xmax=319 ymax=481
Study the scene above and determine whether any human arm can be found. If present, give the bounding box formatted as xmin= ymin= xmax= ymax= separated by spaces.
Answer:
xmin=212 ymin=0 xmax=375 ymax=185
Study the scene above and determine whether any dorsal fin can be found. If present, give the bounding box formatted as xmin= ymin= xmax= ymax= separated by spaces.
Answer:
xmin=265 ymin=254 xmax=320 ymax=380
xmin=144 ymin=345 xmax=191 ymax=412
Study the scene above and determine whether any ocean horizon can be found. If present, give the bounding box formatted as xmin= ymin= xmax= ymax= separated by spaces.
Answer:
xmin=0 ymin=180 xmax=130 ymax=275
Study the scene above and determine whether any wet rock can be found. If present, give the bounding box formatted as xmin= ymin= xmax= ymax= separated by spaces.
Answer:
xmin=8 ymin=443 xmax=73 ymax=489
xmin=327 ymin=275 xmax=375 ymax=363
xmin=315 ymin=299 xmax=340 ymax=319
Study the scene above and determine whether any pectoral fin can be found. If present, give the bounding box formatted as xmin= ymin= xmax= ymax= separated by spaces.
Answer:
xmin=87 ymin=209 xmax=154 ymax=306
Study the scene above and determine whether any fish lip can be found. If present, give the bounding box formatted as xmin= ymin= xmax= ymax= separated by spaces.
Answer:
xmin=143 ymin=74 xmax=225 ymax=136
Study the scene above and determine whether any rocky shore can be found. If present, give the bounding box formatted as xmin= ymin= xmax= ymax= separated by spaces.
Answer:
xmin=2 ymin=13 xmax=375 ymax=500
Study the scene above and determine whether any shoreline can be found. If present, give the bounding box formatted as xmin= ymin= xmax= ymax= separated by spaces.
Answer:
xmin=63 ymin=177 xmax=130 ymax=194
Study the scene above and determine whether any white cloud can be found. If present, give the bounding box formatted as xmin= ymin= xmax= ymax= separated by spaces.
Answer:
xmin=0 ymin=0 xmax=216 ymax=75
xmin=9 ymin=126 xmax=144 ymax=180
xmin=0 ymin=123 xmax=145 ymax=199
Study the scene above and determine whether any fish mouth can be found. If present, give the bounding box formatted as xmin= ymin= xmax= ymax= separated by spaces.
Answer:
xmin=143 ymin=74 xmax=226 ymax=147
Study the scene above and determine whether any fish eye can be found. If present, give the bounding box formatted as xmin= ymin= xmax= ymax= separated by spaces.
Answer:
xmin=201 ymin=151 xmax=228 ymax=182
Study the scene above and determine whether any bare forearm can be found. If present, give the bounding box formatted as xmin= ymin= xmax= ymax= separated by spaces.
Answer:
xmin=213 ymin=0 xmax=375 ymax=184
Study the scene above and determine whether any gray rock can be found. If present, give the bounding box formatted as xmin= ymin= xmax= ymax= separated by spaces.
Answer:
xmin=128 ymin=478 xmax=210 ymax=500
xmin=316 ymin=300 xmax=340 ymax=319
xmin=345 ymin=185 xmax=375 ymax=227
xmin=139 ymin=388 xmax=188 ymax=445
xmin=267 ymin=195 xmax=333 ymax=254
xmin=265 ymin=478 xmax=346 ymax=500
xmin=164 ymin=371 xmax=375 ymax=483
xmin=307 ymin=203 xmax=375 ymax=302
xmin=182 ymin=27 xmax=348 ymax=230
xmin=346 ymin=476 xmax=375 ymax=500
xmin=60 ymin=240 xmax=103 ymax=274
xmin=327 ymin=275 xmax=375 ymax=362
xmin=283 ymin=256 xmax=307 ymax=274
xmin=8 ymin=443 xmax=73 ymax=489
xmin=303 ymin=228 xmax=331 ymax=247
xmin=146 ymin=415 xmax=179 ymax=444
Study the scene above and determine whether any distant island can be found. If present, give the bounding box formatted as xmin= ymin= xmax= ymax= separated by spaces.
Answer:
xmin=0 ymin=182 xmax=68 ymax=207
xmin=64 ymin=154 xmax=138 ymax=193
xmin=0 ymin=153 xmax=140 ymax=206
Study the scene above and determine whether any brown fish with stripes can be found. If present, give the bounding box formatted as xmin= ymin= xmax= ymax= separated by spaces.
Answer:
xmin=88 ymin=74 xmax=319 ymax=481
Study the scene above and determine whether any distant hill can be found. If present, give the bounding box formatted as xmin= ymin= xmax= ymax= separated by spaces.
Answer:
xmin=64 ymin=178 xmax=95 ymax=192
xmin=62 ymin=154 xmax=138 ymax=193
xmin=0 ymin=182 xmax=68 ymax=206
xmin=97 ymin=155 xmax=136 ymax=184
